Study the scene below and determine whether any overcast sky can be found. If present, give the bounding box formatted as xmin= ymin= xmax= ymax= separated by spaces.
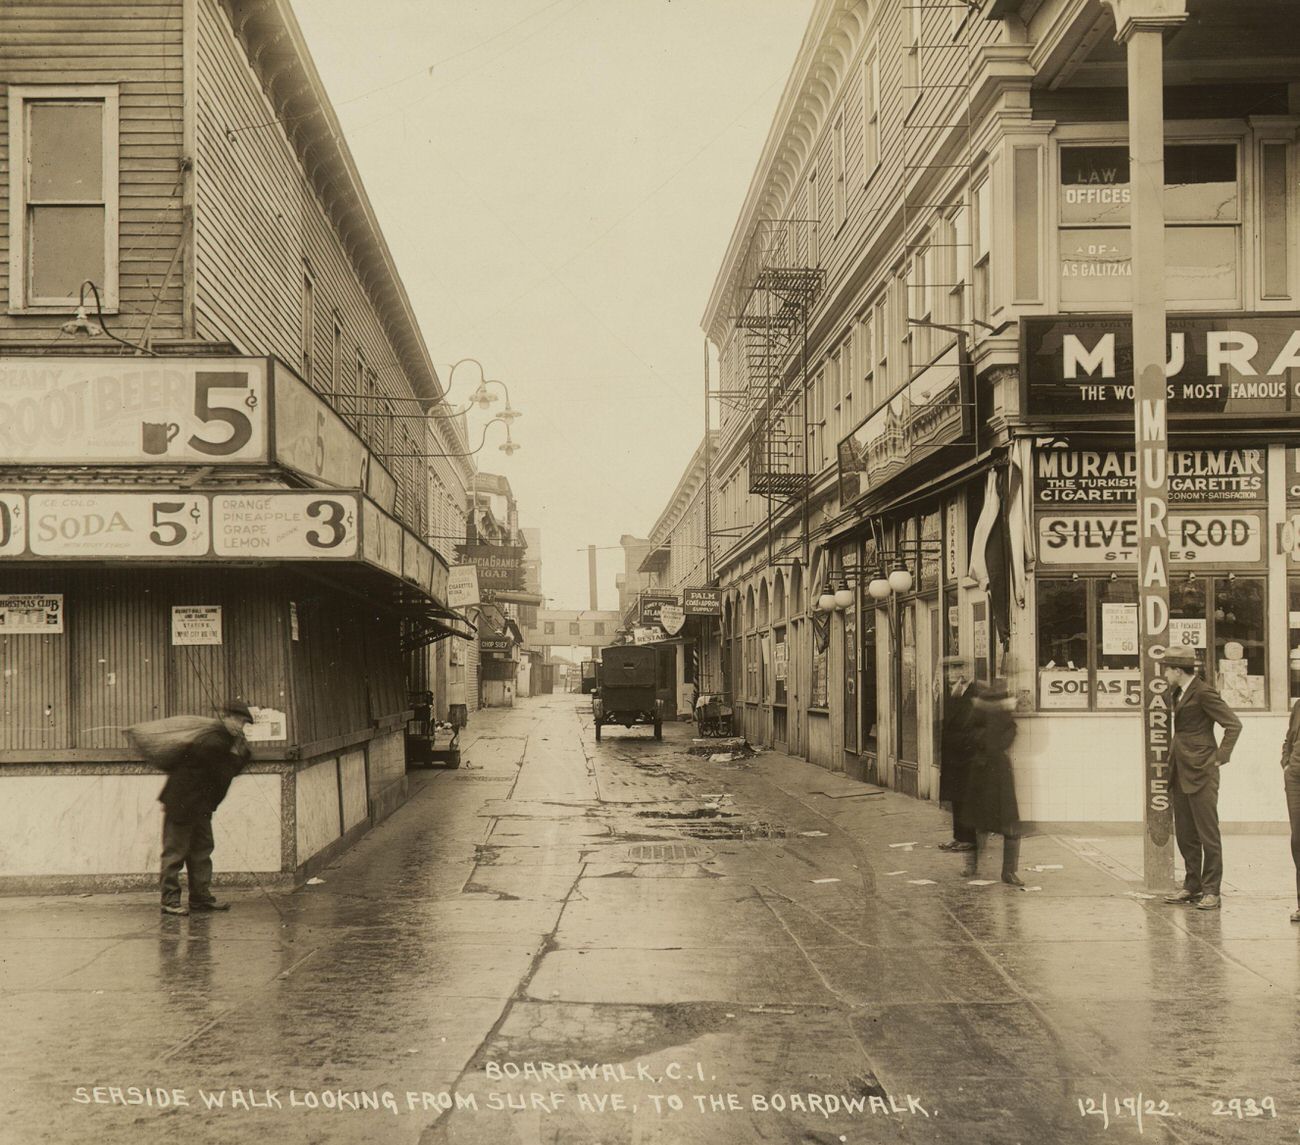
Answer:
xmin=293 ymin=0 xmax=814 ymax=609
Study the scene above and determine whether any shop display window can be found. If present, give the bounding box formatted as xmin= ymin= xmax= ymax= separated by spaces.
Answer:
xmin=1171 ymin=576 xmax=1267 ymax=709
xmin=1289 ymin=579 xmax=1300 ymax=701
xmin=1037 ymin=578 xmax=1091 ymax=709
xmin=1037 ymin=575 xmax=1268 ymax=712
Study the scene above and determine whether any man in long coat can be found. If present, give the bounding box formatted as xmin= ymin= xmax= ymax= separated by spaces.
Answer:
xmin=1161 ymin=651 xmax=1242 ymax=911
xmin=938 ymin=656 xmax=979 ymax=853
xmin=159 ymin=700 xmax=253 ymax=915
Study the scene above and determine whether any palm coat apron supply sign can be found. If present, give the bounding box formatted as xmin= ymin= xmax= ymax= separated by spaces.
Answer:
xmin=683 ymin=587 xmax=722 ymax=616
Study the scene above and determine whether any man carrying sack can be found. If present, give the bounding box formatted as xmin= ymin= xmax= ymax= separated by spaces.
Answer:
xmin=132 ymin=700 xmax=254 ymax=916
xmin=1161 ymin=651 xmax=1242 ymax=912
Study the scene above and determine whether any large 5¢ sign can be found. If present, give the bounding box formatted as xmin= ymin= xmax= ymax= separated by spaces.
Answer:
xmin=27 ymin=493 xmax=210 ymax=557
xmin=0 ymin=358 xmax=269 ymax=464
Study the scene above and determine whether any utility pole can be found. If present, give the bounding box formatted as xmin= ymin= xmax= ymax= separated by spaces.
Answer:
xmin=1103 ymin=0 xmax=1186 ymax=889
xmin=588 ymin=544 xmax=599 ymax=611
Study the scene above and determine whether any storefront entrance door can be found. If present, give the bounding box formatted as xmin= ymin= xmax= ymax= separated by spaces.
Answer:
xmin=895 ymin=603 xmax=920 ymax=797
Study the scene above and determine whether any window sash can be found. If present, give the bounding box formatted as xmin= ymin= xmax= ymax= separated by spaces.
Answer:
xmin=10 ymin=86 xmax=119 ymax=310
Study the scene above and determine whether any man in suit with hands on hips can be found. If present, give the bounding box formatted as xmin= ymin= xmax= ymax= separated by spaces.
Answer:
xmin=1161 ymin=650 xmax=1242 ymax=911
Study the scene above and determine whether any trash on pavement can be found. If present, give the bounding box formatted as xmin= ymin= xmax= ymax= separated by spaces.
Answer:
xmin=306 ymin=877 xmax=325 ymax=885
xmin=907 ymin=878 xmax=937 ymax=886
xmin=812 ymin=877 xmax=841 ymax=884
xmin=889 ymin=841 xmax=918 ymax=849
xmin=798 ymin=830 xmax=829 ymax=837
xmin=1021 ymin=886 xmax=1044 ymax=892
xmin=1125 ymin=891 xmax=1158 ymax=900
xmin=1028 ymin=864 xmax=1064 ymax=872
xmin=885 ymin=870 xmax=907 ymax=876
xmin=709 ymin=753 xmax=736 ymax=763
xmin=967 ymin=879 xmax=997 ymax=886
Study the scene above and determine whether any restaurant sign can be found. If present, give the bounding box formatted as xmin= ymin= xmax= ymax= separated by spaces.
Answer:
xmin=838 ymin=339 xmax=973 ymax=503
xmin=1023 ymin=315 xmax=1300 ymax=419
xmin=1035 ymin=444 xmax=1265 ymax=505
xmin=1037 ymin=512 xmax=1262 ymax=565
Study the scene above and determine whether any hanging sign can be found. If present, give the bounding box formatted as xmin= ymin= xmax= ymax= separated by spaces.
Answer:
xmin=683 ymin=587 xmax=722 ymax=616
xmin=1035 ymin=445 xmax=1265 ymax=504
xmin=638 ymin=592 xmax=678 ymax=626
xmin=447 ymin=565 xmax=481 ymax=609
xmin=1037 ymin=513 xmax=1261 ymax=565
xmin=171 ymin=605 xmax=222 ymax=646
xmin=0 ymin=593 xmax=63 ymax=634
xmin=659 ymin=604 xmax=686 ymax=636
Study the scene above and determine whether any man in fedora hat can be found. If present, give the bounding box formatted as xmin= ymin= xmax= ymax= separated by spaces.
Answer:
xmin=1161 ymin=651 xmax=1241 ymax=911
xmin=158 ymin=700 xmax=253 ymax=916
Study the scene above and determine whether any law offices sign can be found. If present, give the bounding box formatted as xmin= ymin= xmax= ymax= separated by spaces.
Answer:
xmin=1022 ymin=315 xmax=1300 ymax=422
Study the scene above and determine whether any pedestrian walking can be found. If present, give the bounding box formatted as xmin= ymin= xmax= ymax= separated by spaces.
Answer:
xmin=1161 ymin=651 xmax=1242 ymax=911
xmin=156 ymin=700 xmax=254 ymax=916
xmin=958 ymin=682 xmax=1024 ymax=886
xmin=937 ymin=656 xmax=979 ymax=854
xmin=1279 ymin=696 xmax=1300 ymax=923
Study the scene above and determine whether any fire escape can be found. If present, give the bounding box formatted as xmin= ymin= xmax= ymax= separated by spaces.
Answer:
xmin=733 ymin=218 xmax=824 ymax=569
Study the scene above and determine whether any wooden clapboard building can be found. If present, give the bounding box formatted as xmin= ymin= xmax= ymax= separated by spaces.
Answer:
xmin=703 ymin=0 xmax=1300 ymax=829
xmin=0 ymin=0 xmax=472 ymax=888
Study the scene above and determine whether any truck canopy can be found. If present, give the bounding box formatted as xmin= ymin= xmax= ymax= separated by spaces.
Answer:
xmin=599 ymin=645 xmax=657 ymax=688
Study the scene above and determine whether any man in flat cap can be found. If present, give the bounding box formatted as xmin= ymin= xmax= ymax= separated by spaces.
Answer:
xmin=159 ymin=700 xmax=253 ymax=916
xmin=1161 ymin=651 xmax=1241 ymax=911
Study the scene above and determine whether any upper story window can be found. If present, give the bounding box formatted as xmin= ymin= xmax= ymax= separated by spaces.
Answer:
xmin=301 ymin=271 xmax=316 ymax=383
xmin=832 ymin=115 xmax=846 ymax=229
xmin=1058 ymin=142 xmax=1242 ymax=309
xmin=9 ymin=86 xmax=119 ymax=312
xmin=861 ymin=45 xmax=880 ymax=180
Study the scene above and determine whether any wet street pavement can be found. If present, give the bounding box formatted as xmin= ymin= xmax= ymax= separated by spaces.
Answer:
xmin=4 ymin=693 xmax=1299 ymax=1145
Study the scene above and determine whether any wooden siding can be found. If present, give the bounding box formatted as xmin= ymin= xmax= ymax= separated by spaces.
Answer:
xmin=0 ymin=568 xmax=414 ymax=754
xmin=194 ymin=0 xmax=429 ymax=532
xmin=0 ymin=0 xmax=185 ymax=344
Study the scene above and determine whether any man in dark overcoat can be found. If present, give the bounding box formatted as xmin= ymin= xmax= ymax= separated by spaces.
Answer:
xmin=159 ymin=700 xmax=253 ymax=916
xmin=1161 ymin=651 xmax=1242 ymax=911
xmin=938 ymin=656 xmax=979 ymax=853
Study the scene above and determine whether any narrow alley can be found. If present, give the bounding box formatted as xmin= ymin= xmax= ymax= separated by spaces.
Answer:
xmin=3 ymin=694 xmax=1297 ymax=1145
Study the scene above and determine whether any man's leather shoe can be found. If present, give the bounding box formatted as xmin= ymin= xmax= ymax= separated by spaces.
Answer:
xmin=1163 ymin=890 xmax=1202 ymax=904
xmin=160 ymin=903 xmax=189 ymax=916
xmin=1196 ymin=893 xmax=1221 ymax=910
xmin=188 ymin=900 xmax=231 ymax=912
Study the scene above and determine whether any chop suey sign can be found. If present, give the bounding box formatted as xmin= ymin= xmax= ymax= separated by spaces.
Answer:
xmin=1023 ymin=316 xmax=1300 ymax=418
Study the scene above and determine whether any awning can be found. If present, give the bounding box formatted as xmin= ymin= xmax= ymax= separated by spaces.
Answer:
xmin=390 ymin=594 xmax=476 ymax=653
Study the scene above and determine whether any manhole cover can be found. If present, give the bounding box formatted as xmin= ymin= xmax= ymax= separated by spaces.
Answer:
xmin=626 ymin=842 xmax=712 ymax=863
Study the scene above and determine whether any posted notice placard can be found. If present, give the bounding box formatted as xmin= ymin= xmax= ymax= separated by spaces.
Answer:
xmin=171 ymin=605 xmax=222 ymax=646
xmin=0 ymin=593 xmax=63 ymax=633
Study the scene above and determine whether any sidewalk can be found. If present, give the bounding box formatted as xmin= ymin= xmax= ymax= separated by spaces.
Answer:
xmin=2 ymin=696 xmax=1297 ymax=1145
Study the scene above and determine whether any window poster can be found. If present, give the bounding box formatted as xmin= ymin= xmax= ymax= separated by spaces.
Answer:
xmin=1168 ymin=617 xmax=1206 ymax=649
xmin=1101 ymin=602 xmax=1138 ymax=655
xmin=1039 ymin=667 xmax=1090 ymax=709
